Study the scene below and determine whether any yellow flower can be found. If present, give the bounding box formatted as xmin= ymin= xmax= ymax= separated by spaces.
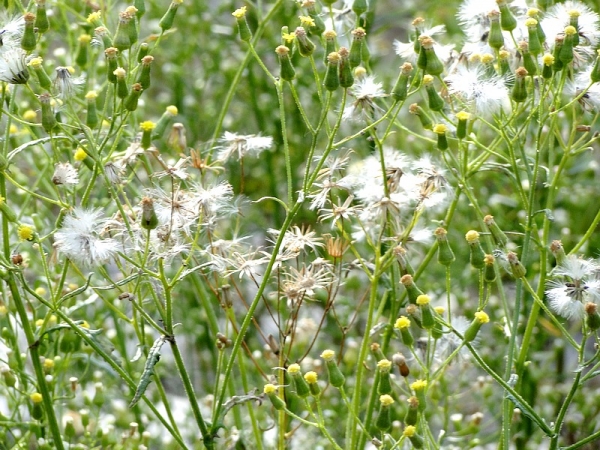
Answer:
xmin=299 ymin=15 xmax=315 ymax=27
xmin=320 ymin=349 xmax=335 ymax=361
xmin=282 ymin=32 xmax=295 ymax=44
xmin=474 ymin=311 xmax=490 ymax=324
xmin=74 ymin=148 xmax=88 ymax=161
xmin=379 ymin=394 xmax=394 ymax=406
xmin=288 ymin=363 xmax=301 ymax=374
xmin=263 ymin=383 xmax=277 ymax=394
xmin=410 ymin=379 xmax=427 ymax=391
xmin=394 ymin=316 xmax=411 ymax=329
xmin=30 ymin=392 xmax=43 ymax=403
xmin=140 ymin=121 xmax=156 ymax=132
xmin=232 ymin=6 xmax=247 ymax=19
xmin=304 ymin=371 xmax=318 ymax=384
xmin=18 ymin=224 xmax=34 ymax=241
xmin=416 ymin=294 xmax=431 ymax=305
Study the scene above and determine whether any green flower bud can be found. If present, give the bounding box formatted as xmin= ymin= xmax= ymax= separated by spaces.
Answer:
xmin=550 ymin=240 xmax=566 ymax=266
xmin=137 ymin=43 xmax=150 ymax=61
xmin=275 ymin=45 xmax=295 ymax=81
xmin=232 ymin=6 xmax=252 ymax=42
xmin=423 ymin=75 xmax=444 ymax=111
xmin=113 ymin=12 xmax=132 ymax=52
xmin=105 ymin=47 xmax=119 ymax=84
xmin=410 ymin=379 xmax=427 ymax=412
xmin=525 ymin=18 xmax=542 ymax=55
xmin=404 ymin=425 xmax=425 ymax=449
xmin=585 ymin=302 xmax=600 ymax=331
xmin=433 ymin=123 xmax=449 ymax=151
xmin=409 ymin=103 xmax=433 ymax=130
xmin=487 ymin=11 xmax=504 ymax=50
xmin=507 ymin=251 xmax=526 ymax=278
xmin=124 ymin=83 xmax=143 ymax=111
xmin=349 ymin=28 xmax=366 ymax=68
xmin=435 ymin=227 xmax=455 ymax=266
xmin=352 ymin=0 xmax=368 ymax=17
xmin=324 ymin=52 xmax=340 ymax=91
xmin=304 ymin=371 xmax=321 ymax=397
xmin=511 ymin=67 xmax=528 ymax=103
xmin=394 ymin=316 xmax=414 ymax=347
xmin=288 ymin=364 xmax=311 ymax=398
xmin=464 ymin=311 xmax=489 ymax=343
xmin=85 ymin=91 xmax=99 ymax=129
xmin=160 ymin=0 xmax=183 ymax=32
xmin=75 ymin=34 xmax=91 ymax=68
xmin=21 ymin=13 xmax=37 ymax=52
xmin=392 ymin=62 xmax=413 ymax=101
xmin=498 ymin=1 xmax=517 ymax=31
xmin=559 ymin=26 xmax=577 ymax=65
xmin=35 ymin=0 xmax=50 ymax=34
xmin=31 ymin=393 xmax=44 ymax=420
xmin=140 ymin=197 xmax=158 ymax=230
xmin=552 ymin=36 xmax=565 ymax=72
xmin=420 ymin=36 xmax=443 ymax=76
xmin=483 ymin=215 xmax=508 ymax=248
xmin=455 ymin=111 xmax=470 ymax=140
xmin=484 ymin=254 xmax=497 ymax=283
xmin=138 ymin=55 xmax=154 ymax=90
xmin=39 ymin=93 xmax=57 ymax=133
xmin=321 ymin=350 xmax=345 ymax=388
xmin=405 ymin=396 xmax=419 ymax=426
xmin=591 ymin=50 xmax=600 ymax=83
xmin=519 ymin=41 xmax=537 ymax=76
xmin=264 ymin=384 xmax=286 ymax=410
xmin=400 ymin=274 xmax=424 ymax=304
xmin=295 ymin=27 xmax=315 ymax=57
xmin=114 ymin=67 xmax=129 ymax=99
xmin=466 ymin=230 xmax=486 ymax=269
xmin=338 ymin=47 xmax=354 ymax=88
xmin=377 ymin=359 xmax=393 ymax=395
xmin=375 ymin=395 xmax=394 ymax=431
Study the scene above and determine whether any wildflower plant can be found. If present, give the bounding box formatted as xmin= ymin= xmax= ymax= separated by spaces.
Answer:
xmin=1 ymin=0 xmax=600 ymax=449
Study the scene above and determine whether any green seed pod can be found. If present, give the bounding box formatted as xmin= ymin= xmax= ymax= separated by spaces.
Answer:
xmin=137 ymin=43 xmax=150 ymax=61
xmin=35 ymin=0 xmax=50 ymax=34
xmin=433 ymin=124 xmax=449 ymax=151
xmin=352 ymin=0 xmax=368 ymax=17
xmin=113 ymin=13 xmax=132 ymax=52
xmin=275 ymin=46 xmax=295 ymax=81
xmin=401 ymin=274 xmax=424 ymax=304
xmin=417 ymin=295 xmax=435 ymax=329
xmin=519 ymin=42 xmax=537 ymax=76
xmin=377 ymin=360 xmax=393 ymax=395
xmin=324 ymin=52 xmax=340 ymax=91
xmin=338 ymin=47 xmax=354 ymax=88
xmin=585 ymin=303 xmax=600 ymax=331
xmin=498 ymin=1 xmax=517 ymax=31
xmin=392 ymin=62 xmax=413 ymax=101
xmin=419 ymin=36 xmax=443 ymax=76
xmin=435 ymin=227 xmax=455 ymax=266
xmin=105 ymin=48 xmax=119 ymax=84
xmin=507 ymin=252 xmax=527 ymax=278
xmin=484 ymin=255 xmax=497 ymax=283
xmin=307 ymin=5 xmax=325 ymax=36
xmin=114 ymin=68 xmax=129 ymax=99
xmin=409 ymin=103 xmax=433 ymax=130
xmin=21 ymin=13 xmax=37 ymax=52
xmin=405 ymin=397 xmax=419 ymax=426
xmin=526 ymin=19 xmax=542 ymax=55
xmin=487 ymin=11 xmax=504 ymax=50
xmin=423 ymin=76 xmax=444 ymax=111
xmin=552 ymin=36 xmax=565 ymax=72
xmin=590 ymin=50 xmax=600 ymax=83
xmin=323 ymin=30 xmax=337 ymax=64
xmin=559 ymin=26 xmax=577 ymax=65
xmin=295 ymin=26 xmax=315 ymax=57
xmin=39 ymin=93 xmax=57 ymax=133
xmin=85 ymin=92 xmax=99 ymax=129
xmin=511 ymin=67 xmax=528 ymax=103
xmin=483 ymin=214 xmax=508 ymax=248
xmin=137 ymin=56 xmax=154 ymax=90
xmin=417 ymin=44 xmax=428 ymax=71
xmin=375 ymin=395 xmax=394 ymax=431
xmin=349 ymin=28 xmax=366 ymax=68
xmin=124 ymin=83 xmax=143 ymax=111
xmin=75 ymin=34 xmax=91 ymax=68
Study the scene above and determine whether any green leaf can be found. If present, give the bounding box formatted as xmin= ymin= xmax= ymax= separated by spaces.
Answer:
xmin=129 ymin=336 xmax=167 ymax=408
